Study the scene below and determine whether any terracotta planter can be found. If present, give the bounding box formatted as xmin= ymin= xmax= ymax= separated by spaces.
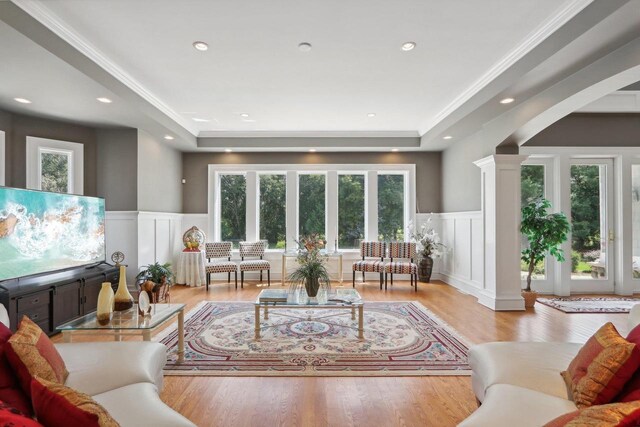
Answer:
xmin=418 ymin=257 xmax=434 ymax=283
xmin=522 ymin=290 xmax=538 ymax=308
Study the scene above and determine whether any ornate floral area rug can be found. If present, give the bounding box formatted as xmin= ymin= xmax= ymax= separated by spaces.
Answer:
xmin=156 ymin=301 xmax=471 ymax=376
xmin=537 ymin=297 xmax=640 ymax=313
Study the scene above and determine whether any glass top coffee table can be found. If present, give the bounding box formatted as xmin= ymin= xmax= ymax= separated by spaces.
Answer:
xmin=57 ymin=303 xmax=186 ymax=362
xmin=254 ymin=288 xmax=364 ymax=340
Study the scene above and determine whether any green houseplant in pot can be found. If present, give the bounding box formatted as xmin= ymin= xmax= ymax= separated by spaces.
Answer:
xmin=520 ymin=198 xmax=570 ymax=308
xmin=136 ymin=262 xmax=174 ymax=303
xmin=288 ymin=234 xmax=331 ymax=301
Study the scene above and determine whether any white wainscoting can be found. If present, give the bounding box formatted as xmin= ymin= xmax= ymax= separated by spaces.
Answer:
xmin=429 ymin=211 xmax=484 ymax=299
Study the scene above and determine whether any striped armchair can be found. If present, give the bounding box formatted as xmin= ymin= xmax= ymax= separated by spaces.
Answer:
xmin=239 ymin=241 xmax=270 ymax=288
xmin=384 ymin=242 xmax=418 ymax=292
xmin=205 ymin=242 xmax=238 ymax=290
xmin=352 ymin=241 xmax=387 ymax=289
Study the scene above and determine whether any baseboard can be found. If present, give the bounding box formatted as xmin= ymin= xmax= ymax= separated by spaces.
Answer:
xmin=433 ymin=272 xmax=482 ymax=299
xmin=477 ymin=290 xmax=525 ymax=311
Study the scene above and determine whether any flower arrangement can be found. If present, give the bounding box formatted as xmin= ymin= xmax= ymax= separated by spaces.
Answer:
xmin=288 ymin=233 xmax=330 ymax=297
xmin=407 ymin=215 xmax=446 ymax=259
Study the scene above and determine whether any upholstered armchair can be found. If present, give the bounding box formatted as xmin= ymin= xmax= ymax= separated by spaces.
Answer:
xmin=205 ymin=242 xmax=238 ymax=290
xmin=384 ymin=242 xmax=418 ymax=291
xmin=352 ymin=241 xmax=387 ymax=289
xmin=239 ymin=241 xmax=270 ymax=288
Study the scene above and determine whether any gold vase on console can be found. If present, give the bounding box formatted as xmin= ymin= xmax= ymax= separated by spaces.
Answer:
xmin=96 ymin=282 xmax=114 ymax=325
xmin=114 ymin=265 xmax=134 ymax=311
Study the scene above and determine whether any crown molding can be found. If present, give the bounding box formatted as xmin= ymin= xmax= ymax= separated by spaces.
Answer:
xmin=11 ymin=0 xmax=198 ymax=136
xmin=198 ymin=130 xmax=420 ymax=138
xmin=418 ymin=0 xmax=593 ymax=136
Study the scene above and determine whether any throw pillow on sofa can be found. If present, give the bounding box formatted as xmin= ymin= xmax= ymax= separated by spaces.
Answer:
xmin=615 ymin=323 xmax=640 ymax=402
xmin=561 ymin=322 xmax=640 ymax=408
xmin=0 ymin=322 xmax=32 ymax=415
xmin=544 ymin=400 xmax=640 ymax=426
xmin=0 ymin=400 xmax=43 ymax=427
xmin=31 ymin=377 xmax=120 ymax=427
xmin=5 ymin=317 xmax=68 ymax=398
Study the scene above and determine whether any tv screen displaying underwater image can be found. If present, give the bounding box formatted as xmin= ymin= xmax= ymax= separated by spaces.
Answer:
xmin=0 ymin=187 xmax=105 ymax=281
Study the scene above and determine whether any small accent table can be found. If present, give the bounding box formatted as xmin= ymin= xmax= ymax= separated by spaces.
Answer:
xmin=281 ymin=250 xmax=343 ymax=285
xmin=176 ymin=250 xmax=207 ymax=287
xmin=254 ymin=288 xmax=363 ymax=340
xmin=57 ymin=304 xmax=186 ymax=363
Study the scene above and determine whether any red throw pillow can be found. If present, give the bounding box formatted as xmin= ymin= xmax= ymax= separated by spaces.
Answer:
xmin=616 ymin=323 xmax=640 ymax=402
xmin=31 ymin=377 xmax=119 ymax=427
xmin=0 ymin=400 xmax=43 ymax=427
xmin=0 ymin=323 xmax=32 ymax=415
xmin=561 ymin=322 xmax=640 ymax=408
xmin=5 ymin=317 xmax=68 ymax=397
xmin=544 ymin=400 xmax=640 ymax=426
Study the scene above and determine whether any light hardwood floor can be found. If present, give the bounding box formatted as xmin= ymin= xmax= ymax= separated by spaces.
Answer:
xmin=55 ymin=280 xmax=630 ymax=427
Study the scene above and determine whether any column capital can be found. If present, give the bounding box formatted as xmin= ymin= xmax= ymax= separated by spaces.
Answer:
xmin=473 ymin=154 xmax=529 ymax=169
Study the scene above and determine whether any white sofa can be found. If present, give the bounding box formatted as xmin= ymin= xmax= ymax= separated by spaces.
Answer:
xmin=459 ymin=305 xmax=640 ymax=426
xmin=0 ymin=306 xmax=195 ymax=427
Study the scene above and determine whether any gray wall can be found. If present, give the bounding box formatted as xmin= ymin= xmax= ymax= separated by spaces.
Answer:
xmin=137 ymin=130 xmax=183 ymax=213
xmin=0 ymin=109 xmax=98 ymax=196
xmin=181 ymin=151 xmax=441 ymax=214
xmin=525 ymin=113 xmax=640 ymax=147
xmin=96 ymin=128 xmax=138 ymax=210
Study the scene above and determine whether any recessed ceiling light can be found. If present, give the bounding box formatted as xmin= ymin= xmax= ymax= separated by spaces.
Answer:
xmin=298 ymin=42 xmax=312 ymax=52
xmin=193 ymin=41 xmax=209 ymax=51
xmin=14 ymin=97 xmax=32 ymax=104
xmin=309 ymin=149 xmax=316 ymax=152
xmin=96 ymin=97 xmax=112 ymax=104
xmin=443 ymin=135 xmax=453 ymax=140
xmin=367 ymin=113 xmax=376 ymax=118
xmin=500 ymin=97 xmax=515 ymax=104
xmin=192 ymin=117 xmax=210 ymax=122
xmin=240 ymin=113 xmax=250 ymax=118
xmin=163 ymin=135 xmax=174 ymax=140
xmin=401 ymin=42 xmax=416 ymax=51
xmin=225 ymin=149 xmax=232 ymax=153
xmin=391 ymin=148 xmax=399 ymax=152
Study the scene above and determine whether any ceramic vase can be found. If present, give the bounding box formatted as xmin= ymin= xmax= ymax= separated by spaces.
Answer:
xmin=114 ymin=265 xmax=134 ymax=311
xmin=418 ymin=257 xmax=434 ymax=283
xmin=96 ymin=282 xmax=114 ymax=325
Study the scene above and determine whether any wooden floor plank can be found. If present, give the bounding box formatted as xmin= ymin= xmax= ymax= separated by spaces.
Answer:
xmin=53 ymin=280 xmax=630 ymax=426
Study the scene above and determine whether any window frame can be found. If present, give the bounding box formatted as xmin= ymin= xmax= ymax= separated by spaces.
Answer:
xmin=26 ymin=136 xmax=84 ymax=195
xmin=208 ymin=164 xmax=416 ymax=253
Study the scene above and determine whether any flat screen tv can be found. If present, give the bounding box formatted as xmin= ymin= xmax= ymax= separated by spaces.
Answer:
xmin=0 ymin=187 xmax=105 ymax=281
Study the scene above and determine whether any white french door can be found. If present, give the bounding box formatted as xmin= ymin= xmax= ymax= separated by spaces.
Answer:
xmin=568 ymin=159 xmax=614 ymax=293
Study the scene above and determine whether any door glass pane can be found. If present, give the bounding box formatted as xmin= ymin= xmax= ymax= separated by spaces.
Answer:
xmin=259 ymin=174 xmax=286 ymax=249
xmin=220 ymin=174 xmax=246 ymax=248
xmin=570 ymin=164 xmax=606 ymax=280
xmin=299 ymin=174 xmax=325 ymax=238
xmin=633 ymin=166 xmax=640 ymax=279
xmin=521 ymin=165 xmax=545 ymax=280
xmin=40 ymin=152 xmax=69 ymax=193
xmin=378 ymin=174 xmax=404 ymax=241
xmin=338 ymin=174 xmax=365 ymax=249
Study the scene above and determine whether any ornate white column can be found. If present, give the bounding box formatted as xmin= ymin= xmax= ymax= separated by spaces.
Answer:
xmin=474 ymin=155 xmax=528 ymax=311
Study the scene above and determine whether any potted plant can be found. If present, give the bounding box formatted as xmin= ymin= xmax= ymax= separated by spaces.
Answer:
xmin=408 ymin=215 xmax=446 ymax=282
xmin=136 ymin=262 xmax=174 ymax=303
xmin=521 ymin=198 xmax=570 ymax=308
xmin=288 ymin=234 xmax=331 ymax=301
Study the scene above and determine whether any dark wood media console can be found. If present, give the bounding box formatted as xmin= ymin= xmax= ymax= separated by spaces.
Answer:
xmin=0 ymin=265 xmax=119 ymax=335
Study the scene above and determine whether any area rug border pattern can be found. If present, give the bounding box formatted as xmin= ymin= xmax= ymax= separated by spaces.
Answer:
xmin=536 ymin=296 xmax=640 ymax=313
xmin=155 ymin=300 xmax=473 ymax=377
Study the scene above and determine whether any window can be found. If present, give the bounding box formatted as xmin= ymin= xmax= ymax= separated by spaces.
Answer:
xmin=378 ymin=174 xmax=405 ymax=241
xmin=26 ymin=137 xmax=83 ymax=194
xmin=259 ymin=174 xmax=286 ymax=249
xmin=521 ymin=165 xmax=546 ymax=279
xmin=338 ymin=174 xmax=365 ymax=249
xmin=299 ymin=174 xmax=326 ymax=237
xmin=219 ymin=174 xmax=246 ymax=248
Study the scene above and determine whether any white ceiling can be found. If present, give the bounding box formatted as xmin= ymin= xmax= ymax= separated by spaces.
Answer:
xmin=12 ymin=0 xmax=579 ymax=137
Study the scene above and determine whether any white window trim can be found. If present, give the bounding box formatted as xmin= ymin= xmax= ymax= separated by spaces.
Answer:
xmin=26 ymin=137 xmax=84 ymax=195
xmin=208 ymin=164 xmax=416 ymax=252
xmin=0 ymin=130 xmax=5 ymax=186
